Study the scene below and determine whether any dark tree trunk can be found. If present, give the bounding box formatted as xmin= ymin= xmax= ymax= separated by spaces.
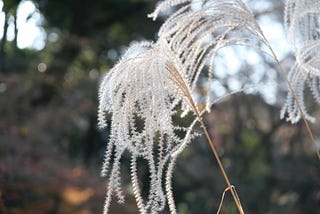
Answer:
xmin=45 ymin=35 xmax=81 ymax=82
xmin=0 ymin=14 xmax=9 ymax=73
xmin=13 ymin=10 xmax=18 ymax=50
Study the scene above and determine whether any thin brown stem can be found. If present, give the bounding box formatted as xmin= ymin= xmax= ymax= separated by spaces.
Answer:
xmin=166 ymin=62 xmax=245 ymax=214
xmin=245 ymin=0 xmax=320 ymax=160
xmin=197 ymin=114 xmax=244 ymax=214
xmin=264 ymin=41 xmax=320 ymax=160
xmin=217 ymin=185 xmax=235 ymax=214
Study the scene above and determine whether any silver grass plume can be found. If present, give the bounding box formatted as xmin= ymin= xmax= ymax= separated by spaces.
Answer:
xmin=281 ymin=0 xmax=320 ymax=123
xmin=149 ymin=0 xmax=271 ymax=112
xmin=99 ymin=0 xmax=283 ymax=213
xmin=98 ymin=41 xmax=199 ymax=214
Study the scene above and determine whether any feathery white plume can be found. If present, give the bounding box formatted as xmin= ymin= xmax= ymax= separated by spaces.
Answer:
xmin=281 ymin=0 xmax=320 ymax=123
xmin=151 ymin=0 xmax=270 ymax=112
xmin=98 ymin=0 xmax=292 ymax=213
xmin=98 ymin=41 xmax=198 ymax=213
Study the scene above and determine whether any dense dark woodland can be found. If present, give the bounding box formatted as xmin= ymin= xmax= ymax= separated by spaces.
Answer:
xmin=0 ymin=0 xmax=319 ymax=213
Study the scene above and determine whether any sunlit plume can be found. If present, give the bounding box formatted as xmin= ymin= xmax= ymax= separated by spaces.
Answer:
xmin=281 ymin=0 xmax=320 ymax=123
xmin=98 ymin=0 xmax=276 ymax=213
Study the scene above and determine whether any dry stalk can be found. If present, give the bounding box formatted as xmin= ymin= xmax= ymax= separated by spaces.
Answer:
xmin=261 ymin=38 xmax=320 ymax=161
xmin=166 ymin=62 xmax=245 ymax=214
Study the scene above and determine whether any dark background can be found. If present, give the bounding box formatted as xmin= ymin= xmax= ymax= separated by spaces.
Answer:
xmin=0 ymin=0 xmax=319 ymax=213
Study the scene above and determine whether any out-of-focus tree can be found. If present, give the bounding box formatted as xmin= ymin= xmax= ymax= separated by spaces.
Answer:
xmin=0 ymin=0 xmax=20 ymax=72
xmin=1 ymin=0 xmax=161 ymax=163
xmin=31 ymin=0 xmax=160 ymax=83
xmin=1 ymin=1 xmax=161 ymax=213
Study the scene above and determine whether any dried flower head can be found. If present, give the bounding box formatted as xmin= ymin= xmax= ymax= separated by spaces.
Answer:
xmin=98 ymin=40 xmax=199 ymax=214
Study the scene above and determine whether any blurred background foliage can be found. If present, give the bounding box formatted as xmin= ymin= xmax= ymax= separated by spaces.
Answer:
xmin=0 ymin=0 xmax=319 ymax=214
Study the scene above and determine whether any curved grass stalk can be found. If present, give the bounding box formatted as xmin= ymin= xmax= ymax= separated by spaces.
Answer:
xmin=166 ymin=61 xmax=245 ymax=214
xmin=217 ymin=185 xmax=236 ymax=214
xmin=258 ymin=30 xmax=320 ymax=161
